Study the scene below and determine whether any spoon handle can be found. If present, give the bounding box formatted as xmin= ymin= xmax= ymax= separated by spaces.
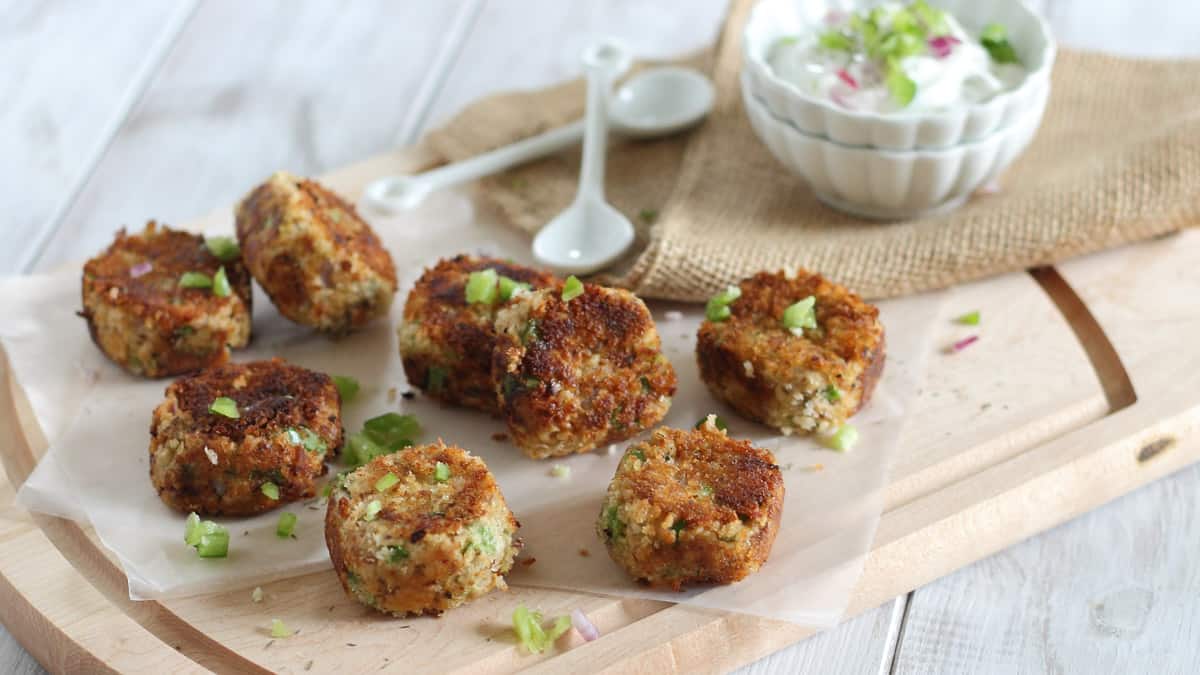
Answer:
xmin=576 ymin=49 xmax=618 ymax=202
xmin=364 ymin=121 xmax=584 ymax=211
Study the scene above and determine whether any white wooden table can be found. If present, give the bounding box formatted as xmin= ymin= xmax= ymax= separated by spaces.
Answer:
xmin=3 ymin=1 xmax=1197 ymax=672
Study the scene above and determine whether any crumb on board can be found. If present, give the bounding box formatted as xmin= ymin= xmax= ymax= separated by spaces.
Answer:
xmin=578 ymin=548 xmax=590 ymax=557
xmin=521 ymin=557 xmax=537 ymax=567
xmin=800 ymin=463 xmax=824 ymax=473
xmin=387 ymin=387 xmax=397 ymax=403
xmin=664 ymin=310 xmax=683 ymax=322
xmin=492 ymin=432 xmax=509 ymax=442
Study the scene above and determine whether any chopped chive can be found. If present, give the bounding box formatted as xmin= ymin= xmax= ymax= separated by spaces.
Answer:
xmin=261 ymin=482 xmax=280 ymax=501
xmin=498 ymin=275 xmax=530 ymax=301
xmin=375 ymin=472 xmax=399 ymax=492
xmin=825 ymin=385 xmax=843 ymax=402
xmin=387 ymin=545 xmax=409 ymax=563
xmin=956 ymin=310 xmax=981 ymax=326
xmin=561 ymin=275 xmax=584 ymax=302
xmin=363 ymin=499 xmax=382 ymax=521
xmin=705 ymin=285 xmax=741 ymax=322
xmin=205 ymin=236 xmax=240 ymax=261
xmin=212 ymin=266 xmax=232 ymax=297
xmin=434 ymin=461 xmax=450 ymax=482
xmin=184 ymin=513 xmax=230 ymax=558
xmin=694 ymin=415 xmax=728 ymax=431
xmin=209 ymin=396 xmax=239 ymax=418
xmin=465 ymin=269 xmax=499 ymax=304
xmin=980 ymin=23 xmax=1020 ymax=64
xmin=638 ymin=208 xmax=659 ymax=224
xmin=333 ymin=375 xmax=360 ymax=402
xmin=782 ymin=295 xmax=817 ymax=332
xmin=270 ymin=618 xmax=293 ymax=639
xmin=276 ymin=512 xmax=297 ymax=538
xmin=179 ymin=271 xmax=213 ymax=289
xmin=826 ymin=424 xmax=860 ymax=452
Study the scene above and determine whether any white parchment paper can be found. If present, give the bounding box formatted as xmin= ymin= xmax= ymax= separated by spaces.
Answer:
xmin=7 ymin=191 xmax=939 ymax=626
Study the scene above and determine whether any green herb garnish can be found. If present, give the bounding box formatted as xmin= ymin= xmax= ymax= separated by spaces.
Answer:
xmin=209 ymin=396 xmax=239 ymax=418
xmin=269 ymin=618 xmax=293 ymax=639
xmin=639 ymin=208 xmax=659 ymax=224
xmin=276 ymin=512 xmax=297 ymax=538
xmin=826 ymin=424 xmax=860 ymax=452
xmin=561 ymin=275 xmax=584 ymax=302
xmin=465 ymin=269 xmax=499 ymax=304
xmin=333 ymin=375 xmax=360 ymax=402
xmin=362 ymin=413 xmax=420 ymax=449
xmin=434 ymin=461 xmax=451 ymax=482
xmin=184 ymin=512 xmax=229 ymax=558
xmin=512 ymin=604 xmax=572 ymax=654
xmin=956 ymin=310 xmax=981 ymax=325
xmin=375 ymin=472 xmax=399 ymax=492
xmin=782 ymin=295 xmax=817 ymax=332
xmin=204 ymin=236 xmax=240 ymax=261
xmin=705 ymin=285 xmax=742 ymax=322
xmin=212 ymin=266 xmax=232 ymax=297
xmin=179 ymin=271 xmax=213 ymax=289
xmin=604 ymin=505 xmax=625 ymax=539
xmin=824 ymin=385 xmax=843 ymax=402
xmin=980 ymin=23 xmax=1020 ymax=64
xmin=388 ymin=545 xmax=409 ymax=562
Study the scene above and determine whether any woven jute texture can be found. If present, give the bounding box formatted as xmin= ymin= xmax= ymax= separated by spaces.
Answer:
xmin=426 ymin=0 xmax=1200 ymax=301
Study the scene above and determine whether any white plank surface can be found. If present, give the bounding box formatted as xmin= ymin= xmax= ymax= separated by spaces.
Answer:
xmin=4 ymin=0 xmax=1200 ymax=673
xmin=0 ymin=0 xmax=195 ymax=274
xmin=31 ymin=0 xmax=469 ymax=271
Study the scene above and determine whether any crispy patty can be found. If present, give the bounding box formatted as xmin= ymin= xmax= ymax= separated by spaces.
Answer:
xmin=324 ymin=442 xmax=519 ymax=617
xmin=597 ymin=418 xmax=785 ymax=590
xmin=149 ymin=358 xmax=342 ymax=516
xmin=235 ymin=172 xmax=397 ymax=333
xmin=492 ymin=282 xmax=677 ymax=459
xmin=398 ymin=255 xmax=557 ymax=412
xmin=695 ymin=270 xmax=885 ymax=436
xmin=80 ymin=221 xmax=252 ymax=378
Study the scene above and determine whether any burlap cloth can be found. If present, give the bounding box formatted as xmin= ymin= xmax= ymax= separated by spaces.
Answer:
xmin=426 ymin=0 xmax=1200 ymax=301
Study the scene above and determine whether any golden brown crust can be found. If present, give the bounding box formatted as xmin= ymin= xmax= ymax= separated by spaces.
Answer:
xmin=598 ymin=422 xmax=784 ymax=590
xmin=149 ymin=358 xmax=342 ymax=516
xmin=235 ymin=172 xmax=397 ymax=333
xmin=695 ymin=270 xmax=885 ymax=435
xmin=80 ymin=222 xmax=252 ymax=377
xmin=398 ymin=255 xmax=557 ymax=412
xmin=324 ymin=442 xmax=520 ymax=616
xmin=492 ymin=283 xmax=677 ymax=459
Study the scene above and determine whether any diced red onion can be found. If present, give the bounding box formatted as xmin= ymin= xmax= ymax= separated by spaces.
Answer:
xmin=571 ymin=609 xmax=599 ymax=642
xmin=130 ymin=261 xmax=153 ymax=278
xmin=928 ymin=35 xmax=961 ymax=59
xmin=952 ymin=335 xmax=979 ymax=352
xmin=836 ymin=69 xmax=859 ymax=90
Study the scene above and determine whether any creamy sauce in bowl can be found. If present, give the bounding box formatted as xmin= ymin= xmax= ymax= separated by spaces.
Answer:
xmin=768 ymin=1 xmax=1027 ymax=114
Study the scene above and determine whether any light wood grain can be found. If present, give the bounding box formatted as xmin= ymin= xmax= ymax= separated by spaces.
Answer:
xmin=30 ymin=0 xmax=467 ymax=272
xmin=0 ymin=0 xmax=195 ymax=275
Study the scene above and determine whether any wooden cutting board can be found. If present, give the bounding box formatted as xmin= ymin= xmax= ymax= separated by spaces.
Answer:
xmin=1 ymin=147 xmax=1197 ymax=674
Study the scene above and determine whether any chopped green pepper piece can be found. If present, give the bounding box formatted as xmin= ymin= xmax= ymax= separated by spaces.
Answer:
xmin=561 ymin=275 xmax=584 ymax=302
xmin=826 ymin=424 xmax=860 ymax=452
xmin=179 ymin=271 xmax=213 ymax=289
xmin=434 ymin=461 xmax=451 ymax=482
xmin=465 ymin=269 xmax=499 ymax=304
xmin=209 ymin=396 xmax=239 ymax=419
xmin=204 ymin=236 xmax=240 ymax=261
xmin=276 ymin=512 xmax=297 ymax=538
xmin=261 ymin=482 xmax=280 ymax=501
xmin=375 ymin=472 xmax=399 ymax=492
xmin=782 ymin=295 xmax=817 ymax=332
xmin=212 ymin=266 xmax=231 ymax=297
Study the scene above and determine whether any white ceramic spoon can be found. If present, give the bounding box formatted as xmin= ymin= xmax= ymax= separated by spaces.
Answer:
xmin=531 ymin=41 xmax=635 ymax=275
xmin=362 ymin=64 xmax=713 ymax=213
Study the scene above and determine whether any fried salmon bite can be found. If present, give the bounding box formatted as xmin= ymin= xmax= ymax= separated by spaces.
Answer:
xmin=149 ymin=358 xmax=342 ymax=516
xmin=324 ymin=442 xmax=520 ymax=617
xmin=398 ymin=255 xmax=558 ymax=412
xmin=235 ymin=171 xmax=397 ymax=334
xmin=696 ymin=270 xmax=885 ymax=436
xmin=491 ymin=281 xmax=677 ymax=459
xmin=597 ymin=417 xmax=784 ymax=590
xmin=80 ymin=222 xmax=252 ymax=378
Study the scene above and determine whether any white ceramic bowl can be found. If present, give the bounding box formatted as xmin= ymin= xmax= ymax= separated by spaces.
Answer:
xmin=742 ymin=0 xmax=1056 ymax=150
xmin=742 ymin=72 xmax=1047 ymax=220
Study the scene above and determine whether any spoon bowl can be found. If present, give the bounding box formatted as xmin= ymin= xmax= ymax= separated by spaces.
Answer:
xmin=611 ymin=66 xmax=716 ymax=138
xmin=532 ymin=197 xmax=634 ymax=275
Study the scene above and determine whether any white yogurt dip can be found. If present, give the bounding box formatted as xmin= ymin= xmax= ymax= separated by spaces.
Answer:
xmin=768 ymin=1 xmax=1027 ymax=113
